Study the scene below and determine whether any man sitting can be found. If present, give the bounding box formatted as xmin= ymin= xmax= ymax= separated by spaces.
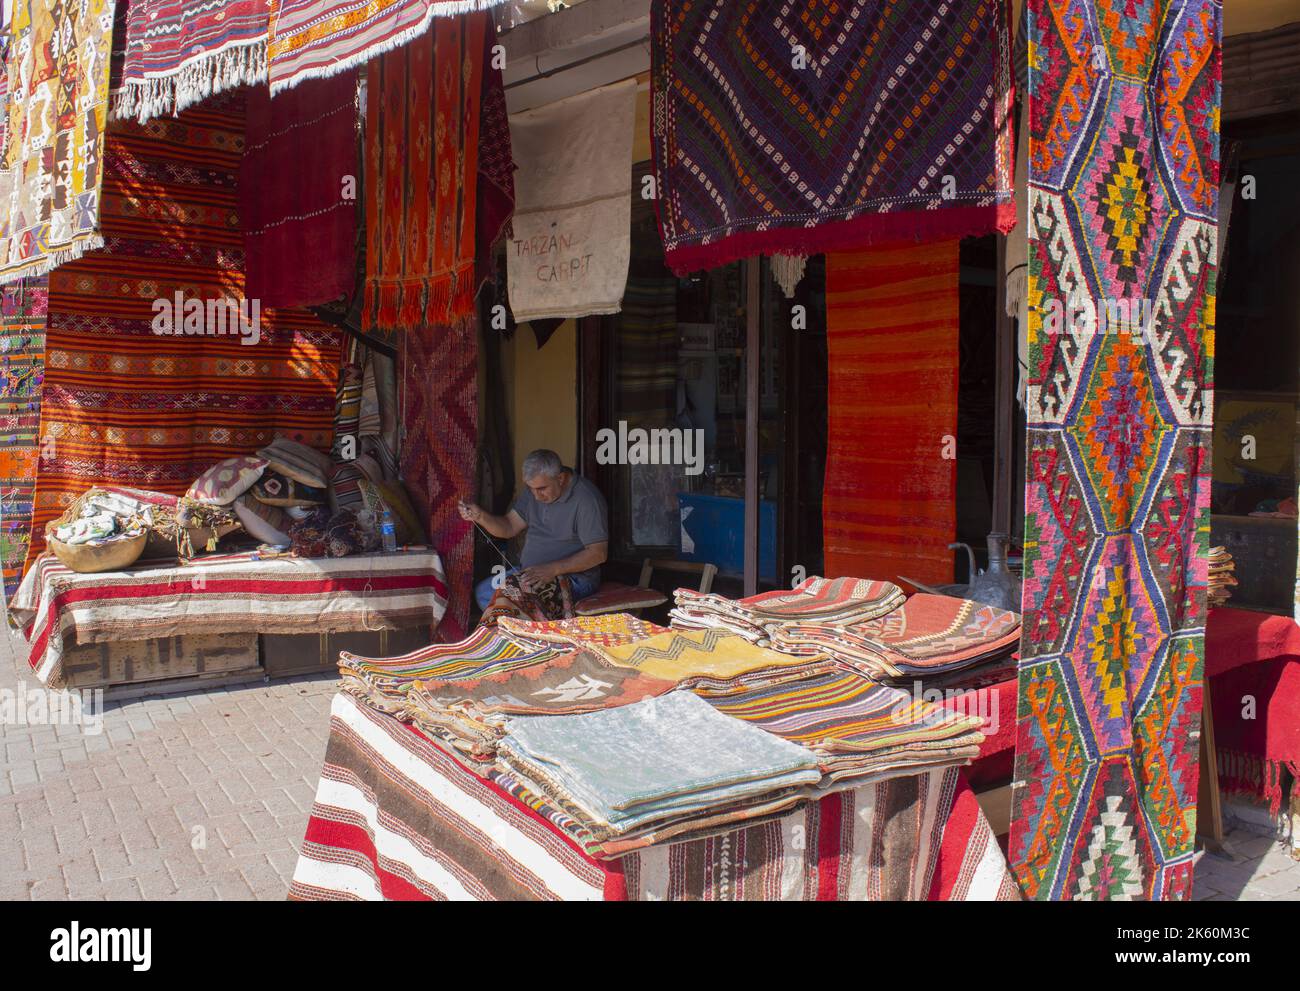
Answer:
xmin=458 ymin=449 xmax=609 ymax=611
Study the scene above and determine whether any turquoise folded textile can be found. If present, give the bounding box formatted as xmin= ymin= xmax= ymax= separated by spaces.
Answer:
xmin=500 ymin=691 xmax=821 ymax=832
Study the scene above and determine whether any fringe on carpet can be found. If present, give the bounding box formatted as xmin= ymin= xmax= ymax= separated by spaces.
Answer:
xmin=1217 ymin=748 xmax=1299 ymax=816
xmin=0 ymin=235 xmax=105 ymax=287
xmin=269 ymin=0 xmax=507 ymax=96
xmin=112 ymin=42 xmax=267 ymax=124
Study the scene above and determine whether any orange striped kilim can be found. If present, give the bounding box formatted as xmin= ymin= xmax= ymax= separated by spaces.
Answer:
xmin=24 ymin=97 xmax=342 ymax=572
xmin=823 ymin=240 xmax=960 ymax=585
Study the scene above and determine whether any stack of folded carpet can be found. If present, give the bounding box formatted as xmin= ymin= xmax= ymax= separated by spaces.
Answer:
xmin=497 ymin=613 xmax=669 ymax=651
xmin=1208 ymin=546 xmax=1235 ymax=608
xmin=706 ymin=670 xmax=985 ymax=784
xmin=403 ymin=648 xmax=679 ymax=759
xmin=769 ymin=593 xmax=1021 ymax=683
xmin=670 ymin=576 xmax=906 ymax=645
xmin=494 ymin=691 xmax=825 ymax=855
xmin=338 ymin=610 xmax=991 ymax=859
xmin=592 ymin=627 xmax=839 ymax=696
xmin=337 ymin=626 xmax=551 ymax=716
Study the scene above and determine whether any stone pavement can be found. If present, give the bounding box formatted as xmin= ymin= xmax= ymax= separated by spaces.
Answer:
xmin=1 ymin=620 xmax=1298 ymax=900
xmin=0 ymin=623 xmax=336 ymax=900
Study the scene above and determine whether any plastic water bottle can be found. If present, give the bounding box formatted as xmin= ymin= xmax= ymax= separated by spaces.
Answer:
xmin=380 ymin=509 xmax=397 ymax=553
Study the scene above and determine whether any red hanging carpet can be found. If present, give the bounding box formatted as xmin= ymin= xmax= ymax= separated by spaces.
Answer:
xmin=823 ymin=240 xmax=960 ymax=586
xmin=24 ymin=99 xmax=342 ymax=572
xmin=1206 ymin=607 xmax=1300 ymax=814
xmin=400 ymin=321 xmax=477 ymax=640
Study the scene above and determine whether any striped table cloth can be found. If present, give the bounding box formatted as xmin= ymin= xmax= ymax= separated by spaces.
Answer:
xmin=290 ymin=692 xmax=1020 ymax=901
xmin=10 ymin=551 xmax=447 ymax=687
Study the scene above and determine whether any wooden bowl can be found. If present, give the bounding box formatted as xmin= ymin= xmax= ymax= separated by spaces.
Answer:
xmin=46 ymin=529 xmax=148 ymax=573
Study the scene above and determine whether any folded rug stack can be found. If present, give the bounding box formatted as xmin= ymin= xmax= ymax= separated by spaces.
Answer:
xmin=403 ymin=649 xmax=679 ymax=760
xmin=670 ymin=576 xmax=906 ymax=645
xmin=498 ymin=613 xmax=669 ymax=651
xmin=595 ymin=627 xmax=839 ymax=696
xmin=496 ymin=691 xmax=824 ymax=852
xmin=769 ymin=593 xmax=1021 ymax=682
xmin=338 ymin=627 xmax=551 ymax=715
xmin=1208 ymin=546 xmax=1235 ymax=608
xmin=707 ymin=671 xmax=985 ymax=784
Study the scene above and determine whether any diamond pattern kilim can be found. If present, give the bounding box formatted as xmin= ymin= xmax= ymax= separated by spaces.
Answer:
xmin=1010 ymin=0 xmax=1220 ymax=901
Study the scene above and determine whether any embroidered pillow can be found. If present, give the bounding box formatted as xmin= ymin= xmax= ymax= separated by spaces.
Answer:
xmin=251 ymin=470 xmax=328 ymax=508
xmin=186 ymin=457 xmax=268 ymax=506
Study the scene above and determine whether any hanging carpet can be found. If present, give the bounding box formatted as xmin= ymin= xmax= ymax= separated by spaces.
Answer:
xmin=823 ymin=240 xmax=960 ymax=586
xmin=24 ymin=98 xmax=343 ymax=572
xmin=0 ymin=277 xmax=47 ymax=602
xmin=650 ymin=0 xmax=1015 ymax=275
xmin=1010 ymin=0 xmax=1220 ymax=902
xmin=0 ymin=0 xmax=118 ymax=284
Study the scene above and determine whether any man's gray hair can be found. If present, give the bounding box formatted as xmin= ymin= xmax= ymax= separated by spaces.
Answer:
xmin=522 ymin=449 xmax=564 ymax=481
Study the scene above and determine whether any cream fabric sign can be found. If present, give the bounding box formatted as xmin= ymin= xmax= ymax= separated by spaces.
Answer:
xmin=507 ymin=79 xmax=635 ymax=322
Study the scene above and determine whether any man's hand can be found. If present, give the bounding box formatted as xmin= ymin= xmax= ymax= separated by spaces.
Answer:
xmin=457 ymin=499 xmax=483 ymax=523
xmin=516 ymin=564 xmax=554 ymax=591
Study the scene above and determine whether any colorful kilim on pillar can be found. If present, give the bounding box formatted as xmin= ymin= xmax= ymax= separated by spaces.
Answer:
xmin=23 ymin=98 xmax=342 ymax=572
xmin=113 ymin=0 xmax=271 ymax=123
xmin=0 ymin=277 xmax=46 ymax=601
xmin=1010 ymin=0 xmax=1221 ymax=901
xmin=0 ymin=0 xmax=117 ymax=284
xmin=649 ymin=0 xmax=1015 ymax=275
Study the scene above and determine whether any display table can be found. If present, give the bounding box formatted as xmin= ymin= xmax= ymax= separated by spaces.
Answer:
xmin=289 ymin=692 xmax=1020 ymax=901
xmin=10 ymin=551 xmax=447 ymax=687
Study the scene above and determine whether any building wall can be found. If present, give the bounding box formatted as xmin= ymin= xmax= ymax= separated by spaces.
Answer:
xmin=502 ymin=319 xmax=579 ymax=477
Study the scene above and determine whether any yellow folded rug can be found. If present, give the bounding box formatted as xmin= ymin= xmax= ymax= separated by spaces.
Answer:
xmin=601 ymin=628 xmax=820 ymax=682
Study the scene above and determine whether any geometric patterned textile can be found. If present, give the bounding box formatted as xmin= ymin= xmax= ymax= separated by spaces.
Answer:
xmin=1010 ymin=0 xmax=1221 ymax=901
xmin=498 ymin=614 xmax=669 ymax=652
xmin=650 ymin=0 xmax=1014 ymax=275
xmin=0 ymin=277 xmax=46 ymax=601
xmin=399 ymin=320 xmax=477 ymax=639
xmin=0 ymin=0 xmax=117 ymax=284
xmin=267 ymin=0 xmax=510 ymax=96
xmin=113 ymin=0 xmax=270 ymax=123
xmin=363 ymin=13 xmax=503 ymax=331
xmin=289 ymin=692 xmax=1020 ymax=899
xmin=23 ymin=98 xmax=343 ymax=572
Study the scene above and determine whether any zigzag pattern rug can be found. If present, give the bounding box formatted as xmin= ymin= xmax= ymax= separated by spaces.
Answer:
xmin=1010 ymin=0 xmax=1220 ymax=901
xmin=650 ymin=0 xmax=1015 ymax=274
xmin=400 ymin=320 xmax=477 ymax=639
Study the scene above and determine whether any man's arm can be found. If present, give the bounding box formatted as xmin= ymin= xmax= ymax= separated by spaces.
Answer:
xmin=518 ymin=541 xmax=608 ymax=586
xmin=458 ymin=501 xmax=527 ymax=540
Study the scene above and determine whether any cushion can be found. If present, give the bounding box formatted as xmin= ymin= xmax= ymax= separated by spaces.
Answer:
xmin=575 ymin=582 xmax=669 ymax=616
xmin=251 ymin=470 xmax=328 ymax=508
xmin=186 ymin=457 xmax=268 ymax=506
xmin=233 ymin=496 xmax=291 ymax=545
xmin=256 ymin=437 xmax=332 ymax=488
xmin=357 ymin=479 xmax=425 ymax=545
xmin=328 ymin=462 xmax=366 ymax=514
